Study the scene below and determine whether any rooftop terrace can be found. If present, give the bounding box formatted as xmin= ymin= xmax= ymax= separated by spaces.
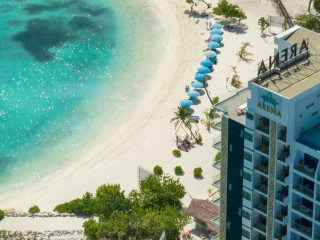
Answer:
xmin=213 ymin=85 xmax=250 ymax=125
xmin=252 ymin=28 xmax=320 ymax=99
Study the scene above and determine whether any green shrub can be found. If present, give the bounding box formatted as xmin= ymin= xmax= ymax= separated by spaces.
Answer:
xmin=196 ymin=134 xmax=202 ymax=144
xmin=295 ymin=14 xmax=320 ymax=33
xmin=314 ymin=0 xmax=320 ymax=10
xmin=193 ymin=167 xmax=203 ymax=177
xmin=215 ymin=151 xmax=221 ymax=162
xmin=172 ymin=149 xmax=181 ymax=157
xmin=153 ymin=165 xmax=163 ymax=175
xmin=211 ymin=96 xmax=219 ymax=105
xmin=0 ymin=210 xmax=4 ymax=220
xmin=54 ymin=192 xmax=95 ymax=216
xmin=174 ymin=166 xmax=185 ymax=175
xmin=28 ymin=205 xmax=40 ymax=215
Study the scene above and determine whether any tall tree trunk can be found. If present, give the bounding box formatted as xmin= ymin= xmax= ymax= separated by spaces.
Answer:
xmin=203 ymin=79 xmax=213 ymax=105
xmin=183 ymin=120 xmax=196 ymax=140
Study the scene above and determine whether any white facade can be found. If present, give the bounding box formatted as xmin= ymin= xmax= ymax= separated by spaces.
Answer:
xmin=241 ymin=28 xmax=320 ymax=240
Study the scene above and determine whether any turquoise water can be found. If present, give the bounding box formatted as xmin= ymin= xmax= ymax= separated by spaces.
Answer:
xmin=0 ymin=0 xmax=165 ymax=195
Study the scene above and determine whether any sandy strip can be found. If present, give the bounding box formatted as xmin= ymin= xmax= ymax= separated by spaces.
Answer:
xmin=0 ymin=0 xmax=280 ymax=231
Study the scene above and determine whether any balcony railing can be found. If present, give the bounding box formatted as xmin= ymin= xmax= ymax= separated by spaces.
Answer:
xmin=256 ymin=163 xmax=269 ymax=175
xmin=292 ymin=204 xmax=313 ymax=218
xmin=276 ymin=192 xmax=288 ymax=203
xmin=279 ymin=131 xmax=287 ymax=142
xmin=255 ymin=221 xmax=266 ymax=233
xmin=257 ymin=144 xmax=269 ymax=155
xmin=276 ymin=210 xmax=287 ymax=222
xmin=291 ymin=222 xmax=312 ymax=237
xmin=294 ymin=164 xmax=316 ymax=178
xmin=278 ymin=150 xmax=289 ymax=162
xmin=275 ymin=231 xmax=287 ymax=240
xmin=257 ymin=123 xmax=269 ymax=134
xmin=277 ymin=171 xmax=289 ymax=183
xmin=255 ymin=201 xmax=267 ymax=213
xmin=255 ymin=183 xmax=268 ymax=195
xmin=293 ymin=183 xmax=314 ymax=198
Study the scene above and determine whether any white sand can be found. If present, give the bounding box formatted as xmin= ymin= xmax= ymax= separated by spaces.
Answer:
xmin=281 ymin=0 xmax=318 ymax=18
xmin=0 ymin=0 xmax=279 ymax=232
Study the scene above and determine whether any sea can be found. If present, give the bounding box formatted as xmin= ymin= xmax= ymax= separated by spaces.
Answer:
xmin=0 ymin=0 xmax=166 ymax=196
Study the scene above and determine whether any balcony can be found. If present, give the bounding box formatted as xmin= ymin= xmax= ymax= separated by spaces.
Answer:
xmin=254 ymin=221 xmax=267 ymax=233
xmin=295 ymin=163 xmax=316 ymax=178
xmin=278 ymin=128 xmax=287 ymax=142
xmin=276 ymin=208 xmax=288 ymax=223
xmin=255 ymin=201 xmax=267 ymax=214
xmin=275 ymin=231 xmax=287 ymax=240
xmin=257 ymin=143 xmax=269 ymax=155
xmin=293 ymin=183 xmax=314 ymax=198
xmin=257 ymin=118 xmax=269 ymax=134
xmin=292 ymin=204 xmax=313 ymax=218
xmin=276 ymin=188 xmax=288 ymax=204
xmin=255 ymin=183 xmax=268 ymax=195
xmin=277 ymin=168 xmax=289 ymax=184
xmin=278 ymin=148 xmax=290 ymax=163
xmin=256 ymin=162 xmax=269 ymax=175
xmin=291 ymin=221 xmax=312 ymax=237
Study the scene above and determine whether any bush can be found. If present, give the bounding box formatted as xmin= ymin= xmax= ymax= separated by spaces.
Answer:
xmin=28 ymin=205 xmax=40 ymax=215
xmin=172 ymin=149 xmax=181 ymax=157
xmin=54 ymin=192 xmax=95 ymax=216
xmin=0 ymin=210 xmax=4 ymax=220
xmin=314 ymin=0 xmax=320 ymax=10
xmin=295 ymin=14 xmax=320 ymax=33
xmin=211 ymin=96 xmax=219 ymax=105
xmin=193 ymin=167 xmax=203 ymax=177
xmin=153 ymin=165 xmax=163 ymax=175
xmin=215 ymin=151 xmax=221 ymax=162
xmin=174 ymin=166 xmax=185 ymax=175
xmin=196 ymin=134 xmax=202 ymax=144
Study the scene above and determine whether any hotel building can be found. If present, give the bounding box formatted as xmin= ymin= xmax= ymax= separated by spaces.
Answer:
xmin=214 ymin=26 xmax=320 ymax=240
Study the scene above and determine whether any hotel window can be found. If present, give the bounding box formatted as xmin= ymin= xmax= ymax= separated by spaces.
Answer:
xmin=312 ymin=111 xmax=318 ymax=116
xmin=246 ymin=112 xmax=253 ymax=120
xmin=242 ymin=229 xmax=250 ymax=239
xmin=243 ymin=190 xmax=251 ymax=201
xmin=244 ymin=131 xmax=253 ymax=142
xmin=243 ymin=171 xmax=252 ymax=182
xmin=242 ymin=209 xmax=250 ymax=220
xmin=306 ymin=102 xmax=314 ymax=109
xmin=244 ymin=151 xmax=252 ymax=162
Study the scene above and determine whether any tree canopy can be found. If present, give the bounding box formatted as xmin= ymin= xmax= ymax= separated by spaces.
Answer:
xmin=295 ymin=14 xmax=320 ymax=33
xmin=213 ymin=0 xmax=247 ymax=23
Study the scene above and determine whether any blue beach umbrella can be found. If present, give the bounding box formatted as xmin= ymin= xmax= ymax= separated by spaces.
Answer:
xmin=210 ymin=29 xmax=223 ymax=35
xmin=204 ymin=50 xmax=217 ymax=59
xmin=191 ymin=82 xmax=204 ymax=88
xmin=207 ymin=41 xmax=220 ymax=50
xmin=198 ymin=66 xmax=211 ymax=74
xmin=187 ymin=91 xmax=200 ymax=98
xmin=195 ymin=74 xmax=204 ymax=82
xmin=211 ymin=23 xmax=223 ymax=29
xmin=211 ymin=34 xmax=223 ymax=43
xmin=201 ymin=60 xmax=214 ymax=68
xmin=180 ymin=99 xmax=193 ymax=107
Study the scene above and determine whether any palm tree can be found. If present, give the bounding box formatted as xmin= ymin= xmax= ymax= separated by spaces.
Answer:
xmin=202 ymin=77 xmax=213 ymax=105
xmin=202 ymin=108 xmax=216 ymax=131
xmin=170 ymin=106 xmax=196 ymax=139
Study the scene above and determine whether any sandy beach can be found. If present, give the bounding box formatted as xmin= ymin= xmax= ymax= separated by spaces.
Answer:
xmin=1 ymin=0 xmax=281 ymax=231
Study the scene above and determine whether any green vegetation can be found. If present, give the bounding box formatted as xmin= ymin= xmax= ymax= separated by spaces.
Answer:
xmin=211 ymin=96 xmax=219 ymax=105
xmin=153 ymin=165 xmax=164 ymax=175
xmin=215 ymin=151 xmax=221 ymax=162
xmin=54 ymin=192 xmax=95 ymax=216
xmin=230 ymin=74 xmax=242 ymax=87
xmin=193 ymin=167 xmax=203 ymax=177
xmin=28 ymin=205 xmax=40 ymax=215
xmin=202 ymin=108 xmax=216 ymax=132
xmin=258 ymin=17 xmax=270 ymax=34
xmin=295 ymin=14 xmax=320 ymax=33
xmin=237 ymin=41 xmax=252 ymax=60
xmin=314 ymin=0 xmax=320 ymax=11
xmin=196 ymin=133 xmax=202 ymax=144
xmin=213 ymin=0 xmax=247 ymax=23
xmin=171 ymin=106 xmax=196 ymax=139
xmin=174 ymin=166 xmax=185 ymax=175
xmin=79 ymin=175 xmax=189 ymax=240
xmin=172 ymin=149 xmax=181 ymax=157
xmin=0 ymin=210 xmax=4 ymax=220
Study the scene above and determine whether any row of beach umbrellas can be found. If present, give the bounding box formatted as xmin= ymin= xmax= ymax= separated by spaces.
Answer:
xmin=179 ymin=23 xmax=223 ymax=108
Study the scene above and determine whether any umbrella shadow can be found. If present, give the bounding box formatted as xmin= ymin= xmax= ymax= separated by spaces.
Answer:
xmin=197 ymin=90 xmax=205 ymax=96
xmin=193 ymin=98 xmax=201 ymax=105
xmin=204 ymin=75 xmax=212 ymax=80
xmin=184 ymin=10 xmax=211 ymax=19
xmin=223 ymin=23 xmax=248 ymax=34
xmin=187 ymin=108 xmax=195 ymax=114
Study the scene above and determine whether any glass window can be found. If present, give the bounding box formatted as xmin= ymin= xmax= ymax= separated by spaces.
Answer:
xmin=243 ymin=190 xmax=251 ymax=201
xmin=244 ymin=151 xmax=252 ymax=162
xmin=242 ymin=210 xmax=250 ymax=220
xmin=242 ymin=229 xmax=250 ymax=239
xmin=306 ymin=102 xmax=314 ymax=109
xmin=244 ymin=131 xmax=253 ymax=142
xmin=229 ymin=144 xmax=233 ymax=152
xmin=243 ymin=171 xmax=252 ymax=182
xmin=246 ymin=112 xmax=253 ymax=120
xmin=312 ymin=111 xmax=318 ymax=116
